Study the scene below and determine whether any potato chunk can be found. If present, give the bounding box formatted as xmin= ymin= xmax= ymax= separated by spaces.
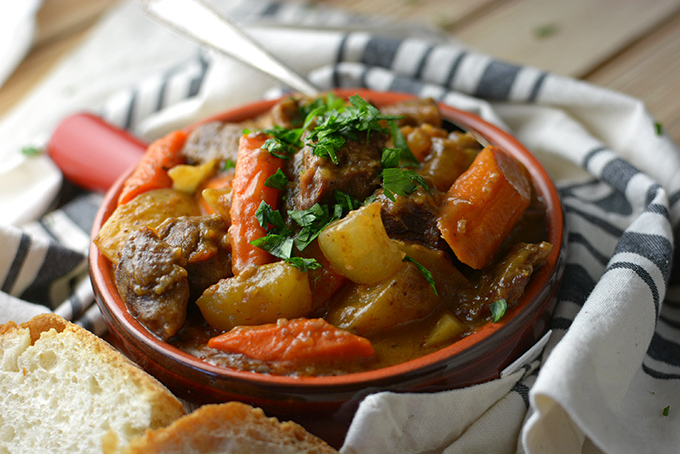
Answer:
xmin=168 ymin=159 xmax=218 ymax=194
xmin=326 ymin=241 xmax=469 ymax=337
xmin=424 ymin=310 xmax=467 ymax=347
xmin=196 ymin=261 xmax=313 ymax=331
xmin=325 ymin=261 xmax=440 ymax=337
xmin=318 ymin=202 xmax=404 ymax=285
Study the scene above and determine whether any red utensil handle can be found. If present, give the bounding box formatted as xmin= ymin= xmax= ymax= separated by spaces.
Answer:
xmin=48 ymin=113 xmax=148 ymax=193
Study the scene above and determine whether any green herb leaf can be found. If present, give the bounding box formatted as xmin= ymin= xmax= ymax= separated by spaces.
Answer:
xmin=289 ymin=203 xmax=328 ymax=227
xmin=388 ymin=119 xmax=418 ymax=166
xmin=289 ymin=203 xmax=334 ymax=251
xmin=335 ymin=190 xmax=361 ymax=213
xmin=262 ymin=137 xmax=296 ymax=159
xmin=490 ymin=299 xmax=508 ymax=323
xmin=381 ymin=148 xmax=401 ymax=168
xmin=363 ymin=194 xmax=377 ymax=205
xmin=264 ymin=168 xmax=289 ymax=190
xmin=663 ymin=405 xmax=670 ymax=417
xmin=285 ymin=256 xmax=322 ymax=271
xmin=301 ymin=104 xmax=327 ymax=132
xmin=304 ymin=94 xmax=399 ymax=165
xmin=655 ymin=122 xmax=664 ymax=136
xmin=21 ymin=146 xmax=41 ymax=157
xmin=381 ymin=168 xmax=429 ymax=201
xmin=250 ymin=234 xmax=294 ymax=259
xmin=534 ymin=24 xmax=558 ymax=39
xmin=254 ymin=201 xmax=287 ymax=233
xmin=311 ymin=134 xmax=344 ymax=164
xmin=263 ymin=125 xmax=304 ymax=146
xmin=222 ymin=159 xmax=236 ymax=170
xmin=403 ymin=255 xmax=438 ymax=296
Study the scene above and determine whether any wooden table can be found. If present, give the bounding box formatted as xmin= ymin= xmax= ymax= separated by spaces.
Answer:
xmin=2 ymin=0 xmax=680 ymax=144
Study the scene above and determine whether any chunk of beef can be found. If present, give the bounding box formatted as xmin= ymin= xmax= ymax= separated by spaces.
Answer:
xmin=289 ymin=133 xmax=386 ymax=211
xmin=375 ymin=185 xmax=445 ymax=250
xmin=270 ymin=96 xmax=306 ymax=128
xmin=115 ymin=226 xmax=189 ymax=341
xmin=182 ymin=121 xmax=253 ymax=166
xmin=156 ymin=214 xmax=232 ymax=301
xmin=380 ymin=98 xmax=442 ymax=128
xmin=454 ymin=241 xmax=553 ymax=322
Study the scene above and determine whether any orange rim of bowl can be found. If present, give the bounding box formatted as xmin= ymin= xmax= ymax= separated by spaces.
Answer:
xmin=90 ymin=89 xmax=564 ymax=391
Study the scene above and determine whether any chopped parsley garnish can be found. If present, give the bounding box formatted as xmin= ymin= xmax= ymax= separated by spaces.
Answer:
xmin=251 ymin=202 xmax=297 ymax=266
xmin=250 ymin=234 xmax=294 ymax=260
xmin=388 ymin=119 xmax=418 ymax=166
xmin=289 ymin=203 xmax=334 ymax=251
xmin=381 ymin=148 xmax=401 ymax=168
xmin=490 ymin=299 xmax=508 ymax=323
xmin=21 ymin=146 xmax=41 ymax=157
xmin=655 ymin=122 xmax=664 ymax=136
xmin=222 ymin=158 xmax=236 ymax=170
xmin=286 ymin=256 xmax=321 ymax=272
xmin=254 ymin=94 xmax=426 ymax=202
xmin=254 ymin=201 xmax=288 ymax=234
xmin=262 ymin=137 xmax=296 ymax=159
xmin=289 ymin=191 xmax=360 ymax=251
xmin=258 ymin=125 xmax=305 ymax=159
xmin=264 ymin=125 xmax=305 ymax=146
xmin=403 ymin=255 xmax=438 ymax=296
xmin=248 ymin=94 xmax=433 ymax=270
xmin=250 ymin=191 xmax=360 ymax=270
xmin=264 ymin=168 xmax=288 ymax=190
xmin=334 ymin=190 xmax=361 ymax=212
xmin=534 ymin=23 xmax=559 ymax=39
xmin=304 ymin=94 xmax=402 ymax=164
xmin=663 ymin=405 xmax=670 ymax=417
xmin=381 ymin=168 xmax=429 ymax=202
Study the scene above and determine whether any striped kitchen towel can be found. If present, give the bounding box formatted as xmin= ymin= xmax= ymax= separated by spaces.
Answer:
xmin=1 ymin=1 xmax=678 ymax=453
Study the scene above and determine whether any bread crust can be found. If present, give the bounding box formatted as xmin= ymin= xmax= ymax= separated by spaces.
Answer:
xmin=2 ymin=315 xmax=337 ymax=454
xmin=0 ymin=314 xmax=186 ymax=453
xmin=19 ymin=314 xmax=186 ymax=427
xmin=124 ymin=401 xmax=338 ymax=454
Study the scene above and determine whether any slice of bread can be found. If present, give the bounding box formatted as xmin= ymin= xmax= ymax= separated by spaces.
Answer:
xmin=124 ymin=401 xmax=338 ymax=454
xmin=0 ymin=314 xmax=186 ymax=454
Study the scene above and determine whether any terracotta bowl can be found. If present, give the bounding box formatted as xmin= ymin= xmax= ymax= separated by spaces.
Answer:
xmin=89 ymin=89 xmax=565 ymax=446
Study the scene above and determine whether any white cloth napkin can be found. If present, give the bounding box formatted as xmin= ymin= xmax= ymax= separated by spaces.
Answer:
xmin=0 ymin=1 xmax=42 ymax=89
xmin=1 ymin=1 xmax=679 ymax=453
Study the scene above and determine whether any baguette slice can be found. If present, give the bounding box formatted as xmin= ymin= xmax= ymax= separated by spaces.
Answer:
xmin=124 ymin=402 xmax=338 ymax=454
xmin=0 ymin=314 xmax=185 ymax=454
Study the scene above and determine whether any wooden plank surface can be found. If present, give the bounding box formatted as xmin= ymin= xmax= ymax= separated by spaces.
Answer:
xmin=35 ymin=0 xmax=120 ymax=47
xmin=1 ymin=0 xmax=679 ymax=145
xmin=452 ymin=0 xmax=680 ymax=77
xmin=586 ymin=10 xmax=680 ymax=139
xmin=0 ymin=0 xmax=118 ymax=116
xmin=303 ymin=0 xmax=501 ymax=29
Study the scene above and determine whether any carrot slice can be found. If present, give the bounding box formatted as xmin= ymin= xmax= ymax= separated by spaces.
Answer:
xmin=118 ymin=130 xmax=187 ymax=205
xmin=208 ymin=318 xmax=374 ymax=362
xmin=229 ymin=132 xmax=285 ymax=275
xmin=437 ymin=145 xmax=531 ymax=269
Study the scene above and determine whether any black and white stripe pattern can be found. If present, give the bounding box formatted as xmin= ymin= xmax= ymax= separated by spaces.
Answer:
xmin=1 ymin=190 xmax=102 ymax=331
xmin=3 ymin=1 xmax=680 ymax=451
